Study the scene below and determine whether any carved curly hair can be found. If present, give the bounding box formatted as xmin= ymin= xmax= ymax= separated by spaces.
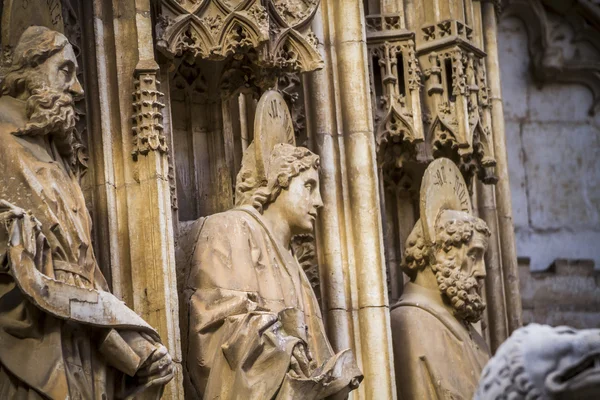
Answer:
xmin=402 ymin=211 xmax=491 ymax=280
xmin=474 ymin=325 xmax=542 ymax=400
xmin=235 ymin=142 xmax=320 ymax=213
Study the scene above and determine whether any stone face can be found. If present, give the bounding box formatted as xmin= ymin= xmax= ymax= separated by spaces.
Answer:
xmin=0 ymin=26 xmax=174 ymax=399
xmin=180 ymin=91 xmax=362 ymax=400
xmin=391 ymin=159 xmax=491 ymax=400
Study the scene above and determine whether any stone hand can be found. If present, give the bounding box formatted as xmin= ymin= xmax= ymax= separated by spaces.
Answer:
xmin=136 ymin=343 xmax=174 ymax=387
xmin=289 ymin=343 xmax=316 ymax=378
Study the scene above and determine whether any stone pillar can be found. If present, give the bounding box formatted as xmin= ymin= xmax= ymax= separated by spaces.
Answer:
xmin=305 ymin=2 xmax=397 ymax=399
xmin=88 ymin=0 xmax=184 ymax=397
xmin=481 ymin=1 xmax=523 ymax=333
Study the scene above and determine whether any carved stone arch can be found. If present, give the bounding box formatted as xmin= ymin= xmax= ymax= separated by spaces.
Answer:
xmin=216 ymin=0 xmax=254 ymax=13
xmin=219 ymin=12 xmax=266 ymax=57
xmin=470 ymin=118 xmax=497 ymax=184
xmin=503 ymin=0 xmax=600 ymax=115
xmin=377 ymin=105 xmax=415 ymax=146
xmin=162 ymin=14 xmax=215 ymax=58
xmin=429 ymin=114 xmax=460 ymax=151
xmin=272 ymin=28 xmax=323 ymax=72
xmin=269 ymin=0 xmax=320 ymax=30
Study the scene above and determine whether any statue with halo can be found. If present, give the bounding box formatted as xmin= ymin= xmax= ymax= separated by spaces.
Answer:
xmin=182 ymin=90 xmax=362 ymax=399
xmin=391 ymin=158 xmax=492 ymax=400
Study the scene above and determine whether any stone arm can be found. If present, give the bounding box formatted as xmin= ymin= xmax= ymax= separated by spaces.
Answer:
xmin=0 ymin=200 xmax=172 ymax=397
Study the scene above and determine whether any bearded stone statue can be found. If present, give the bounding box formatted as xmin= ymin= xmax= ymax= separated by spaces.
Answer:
xmin=475 ymin=324 xmax=600 ymax=400
xmin=0 ymin=26 xmax=173 ymax=399
xmin=181 ymin=91 xmax=362 ymax=399
xmin=390 ymin=158 xmax=491 ymax=400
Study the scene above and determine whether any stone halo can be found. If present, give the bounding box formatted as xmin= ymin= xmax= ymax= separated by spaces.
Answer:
xmin=419 ymin=158 xmax=472 ymax=246
xmin=253 ymin=90 xmax=296 ymax=182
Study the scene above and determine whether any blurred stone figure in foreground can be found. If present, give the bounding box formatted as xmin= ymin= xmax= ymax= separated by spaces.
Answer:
xmin=0 ymin=26 xmax=173 ymax=399
xmin=475 ymin=324 xmax=600 ymax=400
xmin=183 ymin=91 xmax=362 ymax=399
xmin=390 ymin=158 xmax=491 ymax=400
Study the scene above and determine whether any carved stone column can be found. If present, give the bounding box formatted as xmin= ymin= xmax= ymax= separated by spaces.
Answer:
xmin=481 ymin=0 xmax=523 ymax=334
xmin=88 ymin=0 xmax=184 ymax=398
xmin=305 ymin=3 xmax=397 ymax=399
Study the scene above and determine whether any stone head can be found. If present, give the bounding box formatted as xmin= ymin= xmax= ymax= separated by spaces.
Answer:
xmin=235 ymin=142 xmax=322 ymax=235
xmin=475 ymin=324 xmax=600 ymax=400
xmin=402 ymin=209 xmax=491 ymax=323
xmin=2 ymin=26 xmax=83 ymax=100
xmin=1 ymin=26 xmax=83 ymax=160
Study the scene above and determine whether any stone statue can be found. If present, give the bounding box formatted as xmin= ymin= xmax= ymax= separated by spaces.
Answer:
xmin=475 ymin=324 xmax=600 ymax=400
xmin=0 ymin=26 xmax=173 ymax=399
xmin=182 ymin=91 xmax=362 ymax=399
xmin=390 ymin=158 xmax=491 ymax=400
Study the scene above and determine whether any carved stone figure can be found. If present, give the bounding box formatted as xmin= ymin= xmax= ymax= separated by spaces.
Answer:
xmin=0 ymin=26 xmax=173 ymax=399
xmin=390 ymin=158 xmax=491 ymax=400
xmin=475 ymin=324 xmax=600 ymax=400
xmin=183 ymin=91 xmax=362 ymax=399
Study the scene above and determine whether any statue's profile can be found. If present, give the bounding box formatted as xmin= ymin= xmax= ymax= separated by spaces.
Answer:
xmin=475 ymin=323 xmax=600 ymax=400
xmin=390 ymin=158 xmax=491 ymax=399
xmin=183 ymin=91 xmax=362 ymax=399
xmin=0 ymin=26 xmax=173 ymax=399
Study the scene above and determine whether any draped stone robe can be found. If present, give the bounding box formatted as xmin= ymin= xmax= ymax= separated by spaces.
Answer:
xmin=0 ymin=96 xmax=159 ymax=399
xmin=390 ymin=282 xmax=490 ymax=400
xmin=184 ymin=206 xmax=360 ymax=400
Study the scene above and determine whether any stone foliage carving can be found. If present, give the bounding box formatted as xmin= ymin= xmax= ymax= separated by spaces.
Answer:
xmin=390 ymin=158 xmax=492 ymax=400
xmin=475 ymin=324 xmax=600 ymax=400
xmin=180 ymin=91 xmax=361 ymax=399
xmin=504 ymin=0 xmax=600 ymax=115
xmin=0 ymin=26 xmax=174 ymax=399
xmin=156 ymin=0 xmax=323 ymax=73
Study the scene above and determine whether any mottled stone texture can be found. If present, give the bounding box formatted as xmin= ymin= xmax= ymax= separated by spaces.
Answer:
xmin=499 ymin=16 xmax=600 ymax=273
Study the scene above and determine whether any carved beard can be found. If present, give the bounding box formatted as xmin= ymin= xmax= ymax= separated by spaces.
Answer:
xmin=13 ymin=85 xmax=77 ymax=161
xmin=433 ymin=259 xmax=486 ymax=324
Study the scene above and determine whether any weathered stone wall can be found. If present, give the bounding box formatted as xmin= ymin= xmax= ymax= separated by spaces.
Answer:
xmin=499 ymin=16 xmax=600 ymax=272
xmin=498 ymin=13 xmax=600 ymax=328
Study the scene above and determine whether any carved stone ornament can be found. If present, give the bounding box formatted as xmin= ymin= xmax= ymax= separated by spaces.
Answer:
xmin=179 ymin=91 xmax=362 ymax=399
xmin=504 ymin=0 xmax=600 ymax=115
xmin=0 ymin=26 xmax=174 ymax=399
xmin=390 ymin=158 xmax=492 ymax=400
xmin=156 ymin=0 xmax=323 ymax=73
xmin=475 ymin=324 xmax=600 ymax=400
xmin=132 ymin=61 xmax=168 ymax=159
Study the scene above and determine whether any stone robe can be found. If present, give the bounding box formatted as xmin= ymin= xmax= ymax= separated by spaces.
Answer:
xmin=0 ymin=96 xmax=159 ymax=399
xmin=184 ymin=206 xmax=360 ymax=400
xmin=391 ymin=282 xmax=490 ymax=400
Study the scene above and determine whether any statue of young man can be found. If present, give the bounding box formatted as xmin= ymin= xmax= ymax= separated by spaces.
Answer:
xmin=390 ymin=158 xmax=491 ymax=400
xmin=183 ymin=91 xmax=362 ymax=399
xmin=0 ymin=26 xmax=173 ymax=399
